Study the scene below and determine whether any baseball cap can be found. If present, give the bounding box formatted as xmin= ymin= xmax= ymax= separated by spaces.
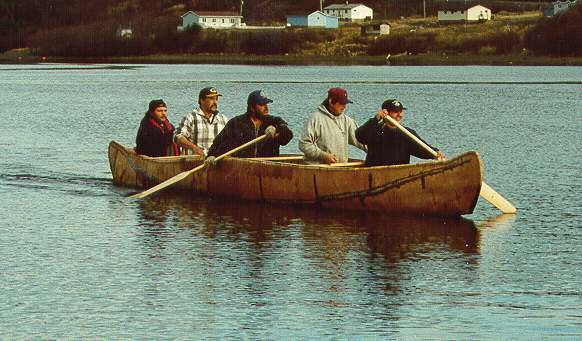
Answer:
xmin=327 ymin=87 xmax=353 ymax=105
xmin=382 ymin=99 xmax=407 ymax=112
xmin=247 ymin=90 xmax=273 ymax=106
xmin=198 ymin=87 xmax=222 ymax=99
xmin=148 ymin=99 xmax=166 ymax=112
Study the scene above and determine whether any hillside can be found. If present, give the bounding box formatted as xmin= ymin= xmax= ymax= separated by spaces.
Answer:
xmin=1 ymin=0 xmax=580 ymax=62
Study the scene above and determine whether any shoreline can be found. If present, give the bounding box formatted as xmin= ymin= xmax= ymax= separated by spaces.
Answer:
xmin=2 ymin=52 xmax=582 ymax=66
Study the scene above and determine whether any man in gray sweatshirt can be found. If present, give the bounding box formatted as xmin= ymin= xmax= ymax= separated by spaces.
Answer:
xmin=298 ymin=87 xmax=366 ymax=164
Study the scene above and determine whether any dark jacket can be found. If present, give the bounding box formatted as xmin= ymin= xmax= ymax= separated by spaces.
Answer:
xmin=208 ymin=112 xmax=293 ymax=158
xmin=355 ymin=118 xmax=437 ymax=166
xmin=135 ymin=113 xmax=178 ymax=157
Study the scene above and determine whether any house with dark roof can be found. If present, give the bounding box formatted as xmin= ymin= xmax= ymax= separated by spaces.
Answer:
xmin=437 ymin=4 xmax=491 ymax=23
xmin=179 ymin=11 xmax=243 ymax=30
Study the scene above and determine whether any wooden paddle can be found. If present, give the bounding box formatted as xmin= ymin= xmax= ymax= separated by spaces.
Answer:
xmin=131 ymin=133 xmax=269 ymax=199
xmin=382 ymin=115 xmax=517 ymax=214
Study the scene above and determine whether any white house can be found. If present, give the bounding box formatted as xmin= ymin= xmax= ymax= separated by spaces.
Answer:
xmin=116 ymin=27 xmax=133 ymax=39
xmin=323 ymin=2 xmax=373 ymax=21
xmin=438 ymin=5 xmax=491 ymax=23
xmin=179 ymin=11 xmax=243 ymax=30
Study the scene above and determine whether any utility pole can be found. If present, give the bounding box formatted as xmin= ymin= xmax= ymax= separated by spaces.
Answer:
xmin=240 ymin=0 xmax=244 ymax=16
xmin=423 ymin=0 xmax=426 ymax=18
xmin=320 ymin=0 xmax=324 ymax=12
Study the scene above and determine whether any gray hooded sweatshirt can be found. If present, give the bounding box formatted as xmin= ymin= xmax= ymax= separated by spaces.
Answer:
xmin=298 ymin=104 xmax=366 ymax=163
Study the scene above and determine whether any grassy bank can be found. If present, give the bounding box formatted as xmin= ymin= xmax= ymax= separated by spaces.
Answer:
xmin=2 ymin=11 xmax=581 ymax=66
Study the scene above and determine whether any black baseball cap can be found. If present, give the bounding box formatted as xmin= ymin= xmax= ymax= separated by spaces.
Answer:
xmin=198 ymin=87 xmax=222 ymax=99
xmin=382 ymin=99 xmax=407 ymax=112
xmin=148 ymin=99 xmax=166 ymax=112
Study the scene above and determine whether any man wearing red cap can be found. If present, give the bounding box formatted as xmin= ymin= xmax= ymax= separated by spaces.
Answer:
xmin=298 ymin=87 xmax=366 ymax=164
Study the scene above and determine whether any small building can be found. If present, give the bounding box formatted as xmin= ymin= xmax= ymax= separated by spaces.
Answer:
xmin=116 ymin=27 xmax=133 ymax=39
xmin=286 ymin=11 xmax=339 ymax=28
xmin=543 ymin=0 xmax=579 ymax=17
xmin=323 ymin=2 xmax=373 ymax=21
xmin=438 ymin=4 xmax=491 ymax=23
xmin=361 ymin=23 xmax=390 ymax=35
xmin=179 ymin=11 xmax=243 ymax=30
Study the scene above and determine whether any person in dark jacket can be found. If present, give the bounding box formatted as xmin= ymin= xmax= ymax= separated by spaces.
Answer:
xmin=207 ymin=90 xmax=293 ymax=161
xmin=135 ymin=99 xmax=179 ymax=157
xmin=355 ymin=99 xmax=445 ymax=166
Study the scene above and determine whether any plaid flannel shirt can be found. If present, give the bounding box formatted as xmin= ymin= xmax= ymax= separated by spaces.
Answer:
xmin=175 ymin=108 xmax=228 ymax=155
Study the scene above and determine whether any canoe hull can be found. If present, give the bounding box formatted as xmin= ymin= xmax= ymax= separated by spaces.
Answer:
xmin=109 ymin=141 xmax=482 ymax=216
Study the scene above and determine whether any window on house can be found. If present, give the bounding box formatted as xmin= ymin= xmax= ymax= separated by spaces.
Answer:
xmin=202 ymin=18 xmax=206 ymax=22
xmin=222 ymin=19 xmax=225 ymax=23
xmin=212 ymin=18 xmax=216 ymax=22
xmin=230 ymin=18 xmax=234 ymax=23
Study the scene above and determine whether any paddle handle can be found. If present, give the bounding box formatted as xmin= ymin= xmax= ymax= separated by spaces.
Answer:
xmin=131 ymin=134 xmax=268 ymax=199
xmin=383 ymin=115 xmax=438 ymax=158
xmin=214 ymin=134 xmax=268 ymax=162
xmin=382 ymin=115 xmax=516 ymax=214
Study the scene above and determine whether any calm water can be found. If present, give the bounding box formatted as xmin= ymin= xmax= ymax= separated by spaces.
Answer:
xmin=1 ymin=64 xmax=581 ymax=339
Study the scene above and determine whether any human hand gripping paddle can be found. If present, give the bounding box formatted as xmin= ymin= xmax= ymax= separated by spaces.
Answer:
xmin=382 ymin=114 xmax=517 ymax=214
xmin=131 ymin=126 xmax=276 ymax=199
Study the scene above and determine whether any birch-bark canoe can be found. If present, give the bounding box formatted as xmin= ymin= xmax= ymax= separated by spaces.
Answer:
xmin=108 ymin=141 xmax=482 ymax=216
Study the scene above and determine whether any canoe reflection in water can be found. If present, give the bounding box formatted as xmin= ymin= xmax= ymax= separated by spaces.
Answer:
xmin=135 ymin=194 xmax=480 ymax=266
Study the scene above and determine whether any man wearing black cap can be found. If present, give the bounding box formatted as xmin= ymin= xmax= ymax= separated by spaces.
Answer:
xmin=299 ymin=87 xmax=366 ymax=164
xmin=207 ymin=90 xmax=293 ymax=159
xmin=135 ymin=99 xmax=179 ymax=157
xmin=355 ymin=99 xmax=445 ymax=166
xmin=175 ymin=87 xmax=229 ymax=156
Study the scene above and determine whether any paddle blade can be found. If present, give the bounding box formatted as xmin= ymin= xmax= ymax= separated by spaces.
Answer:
xmin=480 ymin=182 xmax=517 ymax=214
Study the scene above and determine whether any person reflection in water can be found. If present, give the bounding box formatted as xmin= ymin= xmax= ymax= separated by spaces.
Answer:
xmin=135 ymin=99 xmax=179 ymax=157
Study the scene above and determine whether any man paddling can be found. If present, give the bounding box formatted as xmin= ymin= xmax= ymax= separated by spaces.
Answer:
xmin=355 ymin=99 xmax=444 ymax=166
xmin=206 ymin=90 xmax=293 ymax=162
xmin=175 ymin=86 xmax=229 ymax=156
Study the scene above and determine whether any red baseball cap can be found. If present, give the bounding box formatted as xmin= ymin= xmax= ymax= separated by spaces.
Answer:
xmin=327 ymin=87 xmax=353 ymax=105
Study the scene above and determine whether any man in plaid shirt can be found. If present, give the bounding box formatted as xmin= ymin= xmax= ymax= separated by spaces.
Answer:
xmin=175 ymin=87 xmax=229 ymax=156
